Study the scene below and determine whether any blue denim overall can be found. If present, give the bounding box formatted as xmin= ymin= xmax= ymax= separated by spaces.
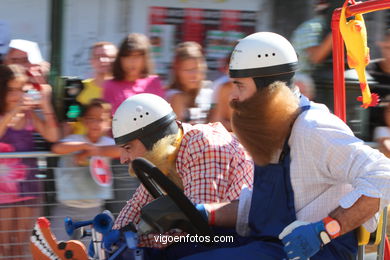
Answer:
xmin=182 ymin=105 xmax=357 ymax=260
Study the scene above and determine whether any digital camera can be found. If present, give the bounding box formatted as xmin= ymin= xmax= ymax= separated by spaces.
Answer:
xmin=24 ymin=89 xmax=42 ymax=104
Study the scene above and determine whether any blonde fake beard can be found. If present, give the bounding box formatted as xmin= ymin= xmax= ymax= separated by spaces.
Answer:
xmin=230 ymin=81 xmax=300 ymax=166
xmin=128 ymin=133 xmax=183 ymax=190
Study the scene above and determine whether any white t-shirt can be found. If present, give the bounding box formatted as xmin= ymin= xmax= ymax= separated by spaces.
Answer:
xmin=54 ymin=135 xmax=115 ymax=208
xmin=166 ymin=81 xmax=214 ymax=123
xmin=211 ymin=74 xmax=230 ymax=102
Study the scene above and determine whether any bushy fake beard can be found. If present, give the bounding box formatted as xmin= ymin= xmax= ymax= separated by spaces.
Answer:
xmin=128 ymin=133 xmax=183 ymax=190
xmin=230 ymin=81 xmax=300 ymax=166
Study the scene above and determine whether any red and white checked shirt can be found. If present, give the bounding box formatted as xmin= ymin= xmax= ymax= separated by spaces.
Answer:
xmin=113 ymin=122 xmax=254 ymax=248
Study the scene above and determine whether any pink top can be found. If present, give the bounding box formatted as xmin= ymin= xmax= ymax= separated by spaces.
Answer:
xmin=0 ymin=115 xmax=37 ymax=204
xmin=103 ymin=75 xmax=165 ymax=114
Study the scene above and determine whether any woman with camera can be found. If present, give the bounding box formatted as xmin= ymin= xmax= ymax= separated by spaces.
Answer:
xmin=0 ymin=64 xmax=59 ymax=259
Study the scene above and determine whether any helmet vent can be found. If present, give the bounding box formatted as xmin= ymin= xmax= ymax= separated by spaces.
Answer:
xmin=140 ymin=115 xmax=143 ymax=118
xmin=146 ymin=112 xmax=149 ymax=115
xmin=133 ymin=118 xmax=137 ymax=121
xmin=257 ymin=53 xmax=276 ymax=58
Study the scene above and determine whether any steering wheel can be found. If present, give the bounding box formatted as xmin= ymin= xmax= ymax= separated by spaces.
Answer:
xmin=132 ymin=157 xmax=213 ymax=237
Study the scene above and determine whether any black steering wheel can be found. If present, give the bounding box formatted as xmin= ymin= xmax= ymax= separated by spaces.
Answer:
xmin=132 ymin=157 xmax=213 ymax=237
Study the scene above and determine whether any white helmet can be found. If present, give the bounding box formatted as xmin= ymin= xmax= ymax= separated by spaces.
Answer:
xmin=229 ymin=32 xmax=298 ymax=79
xmin=112 ymin=93 xmax=178 ymax=149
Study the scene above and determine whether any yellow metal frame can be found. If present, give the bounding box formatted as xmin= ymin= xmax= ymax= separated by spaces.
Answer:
xmin=358 ymin=210 xmax=384 ymax=246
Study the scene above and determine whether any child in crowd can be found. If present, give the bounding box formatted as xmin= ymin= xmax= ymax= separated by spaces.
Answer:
xmin=103 ymin=33 xmax=165 ymax=114
xmin=166 ymin=41 xmax=213 ymax=123
xmin=293 ymin=73 xmax=316 ymax=100
xmin=209 ymin=80 xmax=233 ymax=131
xmin=66 ymin=41 xmax=118 ymax=136
xmin=374 ymin=99 xmax=390 ymax=158
xmin=0 ymin=64 xmax=59 ymax=259
xmin=51 ymin=99 xmax=120 ymax=243
xmin=208 ymin=53 xmax=233 ymax=131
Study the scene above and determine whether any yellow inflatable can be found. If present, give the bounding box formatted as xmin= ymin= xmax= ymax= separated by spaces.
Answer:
xmin=339 ymin=0 xmax=379 ymax=108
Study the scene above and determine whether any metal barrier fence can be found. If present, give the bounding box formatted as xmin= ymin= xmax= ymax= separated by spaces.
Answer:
xmin=0 ymin=151 xmax=140 ymax=259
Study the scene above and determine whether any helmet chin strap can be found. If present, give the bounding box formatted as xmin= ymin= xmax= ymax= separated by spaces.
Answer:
xmin=253 ymin=72 xmax=295 ymax=90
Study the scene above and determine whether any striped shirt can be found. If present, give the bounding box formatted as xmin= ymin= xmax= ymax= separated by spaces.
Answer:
xmin=291 ymin=16 xmax=326 ymax=75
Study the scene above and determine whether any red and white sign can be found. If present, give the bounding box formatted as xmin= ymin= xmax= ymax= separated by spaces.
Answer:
xmin=89 ymin=156 xmax=113 ymax=187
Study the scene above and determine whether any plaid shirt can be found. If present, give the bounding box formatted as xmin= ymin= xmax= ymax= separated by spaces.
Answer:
xmin=113 ymin=122 xmax=254 ymax=247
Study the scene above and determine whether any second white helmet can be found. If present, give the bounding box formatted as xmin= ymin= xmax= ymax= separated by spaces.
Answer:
xmin=112 ymin=93 xmax=178 ymax=149
xmin=229 ymin=32 xmax=298 ymax=79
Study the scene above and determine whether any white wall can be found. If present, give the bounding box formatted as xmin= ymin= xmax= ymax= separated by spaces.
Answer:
xmin=63 ymin=0 xmax=127 ymax=77
xmin=129 ymin=0 xmax=265 ymax=34
xmin=0 ymin=0 xmax=50 ymax=60
xmin=62 ymin=0 xmax=266 ymax=78
xmin=0 ymin=0 xmax=267 ymax=77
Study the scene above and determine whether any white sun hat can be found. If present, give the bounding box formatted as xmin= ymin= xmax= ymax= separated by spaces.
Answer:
xmin=9 ymin=39 xmax=44 ymax=64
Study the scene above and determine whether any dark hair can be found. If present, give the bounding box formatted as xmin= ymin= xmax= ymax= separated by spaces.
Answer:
xmin=80 ymin=98 xmax=112 ymax=118
xmin=112 ymin=33 xmax=154 ymax=80
xmin=0 ymin=64 xmax=27 ymax=115
xmin=89 ymin=41 xmax=116 ymax=59
xmin=253 ymin=72 xmax=295 ymax=90
xmin=168 ymin=41 xmax=207 ymax=91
